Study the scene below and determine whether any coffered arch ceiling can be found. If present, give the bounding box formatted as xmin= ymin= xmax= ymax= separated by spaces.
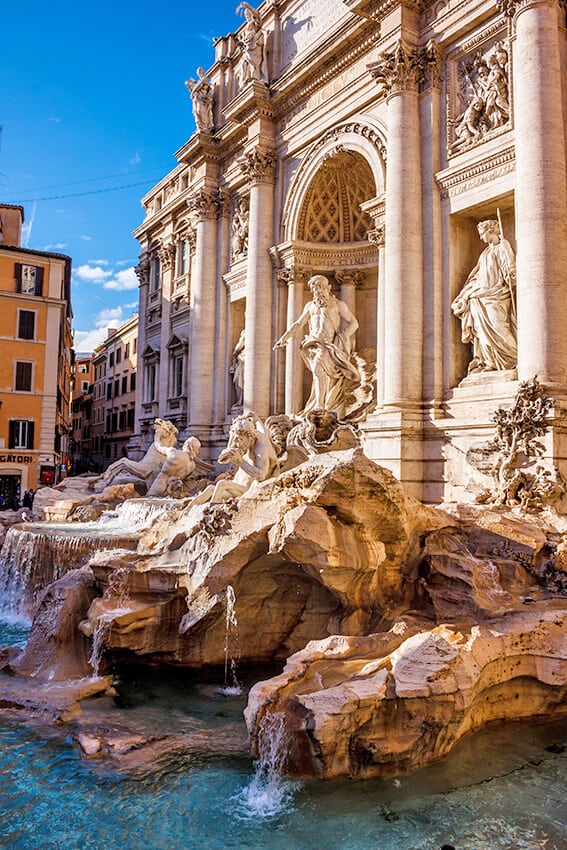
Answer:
xmin=297 ymin=150 xmax=376 ymax=244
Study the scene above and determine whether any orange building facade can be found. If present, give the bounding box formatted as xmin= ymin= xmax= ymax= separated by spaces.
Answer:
xmin=0 ymin=204 xmax=73 ymax=506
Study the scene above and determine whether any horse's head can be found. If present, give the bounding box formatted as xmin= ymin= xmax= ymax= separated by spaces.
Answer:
xmin=218 ymin=414 xmax=258 ymax=464
xmin=153 ymin=418 xmax=178 ymax=448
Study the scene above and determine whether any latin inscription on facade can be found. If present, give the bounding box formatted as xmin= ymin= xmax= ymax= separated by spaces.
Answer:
xmin=282 ymin=0 xmax=347 ymax=67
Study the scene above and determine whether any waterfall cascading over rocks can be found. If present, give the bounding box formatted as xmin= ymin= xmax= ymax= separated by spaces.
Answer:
xmin=0 ymin=499 xmax=183 ymax=618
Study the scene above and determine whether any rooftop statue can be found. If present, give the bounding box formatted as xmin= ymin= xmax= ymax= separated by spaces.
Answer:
xmin=236 ymin=2 xmax=267 ymax=85
xmin=185 ymin=66 xmax=214 ymax=133
xmin=451 ymin=218 xmax=517 ymax=374
xmin=274 ymin=274 xmax=363 ymax=421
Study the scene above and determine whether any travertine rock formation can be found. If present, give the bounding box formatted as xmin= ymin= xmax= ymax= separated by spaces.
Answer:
xmin=3 ymin=448 xmax=567 ymax=779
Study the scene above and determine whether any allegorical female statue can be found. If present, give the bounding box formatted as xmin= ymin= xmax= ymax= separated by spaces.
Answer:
xmin=185 ymin=67 xmax=214 ymax=133
xmin=451 ymin=218 xmax=517 ymax=374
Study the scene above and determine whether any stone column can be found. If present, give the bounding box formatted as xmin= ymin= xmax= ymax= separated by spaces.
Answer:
xmin=129 ymin=251 xmax=150 ymax=458
xmin=368 ymin=226 xmax=386 ymax=407
xmin=503 ymin=0 xmax=567 ymax=383
xmin=369 ymin=41 xmax=424 ymax=408
xmin=277 ymin=264 xmax=309 ymax=415
xmin=242 ymin=149 xmax=277 ymax=418
xmin=157 ymin=240 xmax=176 ymax=419
xmin=187 ymin=189 xmax=220 ymax=436
xmin=335 ymin=269 xmax=364 ymax=318
xmin=213 ymin=191 xmax=231 ymax=427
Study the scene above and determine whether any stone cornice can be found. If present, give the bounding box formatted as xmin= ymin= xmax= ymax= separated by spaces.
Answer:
xmin=222 ymin=80 xmax=275 ymax=127
xmin=436 ymin=145 xmax=515 ymax=198
xmin=342 ymin=0 xmax=422 ymax=20
xmin=270 ymin=17 xmax=382 ymax=123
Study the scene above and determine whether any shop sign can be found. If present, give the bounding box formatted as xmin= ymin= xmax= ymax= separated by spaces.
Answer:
xmin=0 ymin=454 xmax=33 ymax=464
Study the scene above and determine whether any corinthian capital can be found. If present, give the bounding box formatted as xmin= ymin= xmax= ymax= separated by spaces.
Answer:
xmin=497 ymin=0 xmax=566 ymax=13
xmin=276 ymin=264 xmax=312 ymax=286
xmin=157 ymin=241 xmax=176 ymax=271
xmin=241 ymin=149 xmax=277 ymax=185
xmin=368 ymin=40 xmax=426 ymax=95
xmin=135 ymin=251 xmax=151 ymax=286
xmin=187 ymin=189 xmax=221 ymax=221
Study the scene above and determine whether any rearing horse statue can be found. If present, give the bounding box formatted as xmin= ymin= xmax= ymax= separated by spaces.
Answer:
xmin=187 ymin=412 xmax=279 ymax=508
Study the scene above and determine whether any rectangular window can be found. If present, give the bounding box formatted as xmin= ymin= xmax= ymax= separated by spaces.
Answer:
xmin=111 ymin=412 xmax=118 ymax=432
xmin=109 ymin=352 xmax=115 ymax=368
xmin=127 ymin=408 xmax=135 ymax=429
xmin=130 ymin=372 xmax=136 ymax=392
xmin=125 ymin=343 xmax=130 ymax=359
xmin=174 ymin=355 xmax=184 ymax=397
xmin=114 ymin=379 xmax=120 ymax=397
xmin=119 ymin=411 xmax=126 ymax=430
xmin=152 ymin=257 xmax=161 ymax=291
xmin=148 ymin=363 xmax=157 ymax=402
xmin=179 ymin=239 xmax=189 ymax=276
xmin=15 ymin=361 xmax=32 ymax=392
xmin=106 ymin=383 xmax=112 ymax=400
xmin=17 ymin=310 xmax=36 ymax=340
xmin=82 ymin=381 xmax=89 ymax=393
xmin=15 ymin=263 xmax=44 ymax=296
xmin=122 ymin=375 xmax=128 ymax=395
xmin=116 ymin=348 xmax=122 ymax=364
xmin=9 ymin=419 xmax=34 ymax=449
xmin=133 ymin=338 xmax=137 ymax=354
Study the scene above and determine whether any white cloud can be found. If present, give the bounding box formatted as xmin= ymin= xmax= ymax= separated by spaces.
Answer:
xmin=103 ymin=266 xmax=138 ymax=291
xmin=73 ymin=306 xmax=124 ymax=353
xmin=129 ymin=152 xmax=141 ymax=166
xmin=79 ymin=234 xmax=93 ymax=241
xmin=88 ymin=258 xmax=110 ymax=266
xmin=42 ymin=242 xmax=67 ymax=251
xmin=75 ymin=264 xmax=112 ymax=283
xmin=21 ymin=201 xmax=37 ymax=248
xmin=96 ymin=306 xmax=123 ymax=326
xmin=50 ymin=116 xmax=61 ymax=124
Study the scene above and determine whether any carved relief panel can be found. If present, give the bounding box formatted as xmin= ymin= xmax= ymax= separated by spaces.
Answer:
xmin=447 ymin=26 xmax=511 ymax=158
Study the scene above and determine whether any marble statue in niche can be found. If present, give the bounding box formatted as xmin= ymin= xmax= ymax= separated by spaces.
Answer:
xmin=230 ymin=329 xmax=245 ymax=407
xmin=185 ymin=67 xmax=214 ymax=133
xmin=236 ymin=2 xmax=267 ymax=85
xmin=450 ymin=41 xmax=510 ymax=154
xmin=231 ymin=197 xmax=249 ymax=261
xmin=451 ymin=218 xmax=517 ymax=375
xmin=274 ymin=274 xmax=362 ymax=420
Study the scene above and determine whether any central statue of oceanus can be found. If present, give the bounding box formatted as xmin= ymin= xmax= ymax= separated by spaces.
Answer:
xmin=274 ymin=274 xmax=374 ymax=422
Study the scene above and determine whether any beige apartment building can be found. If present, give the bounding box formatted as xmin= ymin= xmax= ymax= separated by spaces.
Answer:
xmin=132 ymin=0 xmax=567 ymax=503
xmin=91 ymin=315 xmax=139 ymax=470
xmin=0 ymin=203 xmax=73 ymax=505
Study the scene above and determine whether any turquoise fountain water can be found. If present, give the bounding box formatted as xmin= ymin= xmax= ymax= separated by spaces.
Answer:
xmin=1 ymin=615 xmax=566 ymax=850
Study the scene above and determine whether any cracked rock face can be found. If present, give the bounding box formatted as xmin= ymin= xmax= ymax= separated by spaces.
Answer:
xmin=5 ymin=449 xmax=567 ymax=779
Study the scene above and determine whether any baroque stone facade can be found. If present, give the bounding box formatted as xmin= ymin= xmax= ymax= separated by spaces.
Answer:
xmin=133 ymin=0 xmax=567 ymax=504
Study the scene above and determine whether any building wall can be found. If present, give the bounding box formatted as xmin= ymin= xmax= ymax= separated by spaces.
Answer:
xmin=132 ymin=0 xmax=567 ymax=503
xmin=0 ymin=204 xmax=73 ymax=501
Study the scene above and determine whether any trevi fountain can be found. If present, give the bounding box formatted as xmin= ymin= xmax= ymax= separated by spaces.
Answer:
xmin=3 ymin=0 xmax=567 ymax=847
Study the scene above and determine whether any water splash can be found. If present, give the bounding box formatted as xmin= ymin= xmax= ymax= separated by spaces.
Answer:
xmin=105 ymin=566 xmax=131 ymax=612
xmin=88 ymin=616 xmax=112 ymax=677
xmin=217 ymin=585 xmax=241 ymax=696
xmin=233 ymin=712 xmax=299 ymax=820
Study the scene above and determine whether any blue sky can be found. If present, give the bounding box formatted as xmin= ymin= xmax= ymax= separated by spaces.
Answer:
xmin=1 ymin=1 xmax=241 ymax=352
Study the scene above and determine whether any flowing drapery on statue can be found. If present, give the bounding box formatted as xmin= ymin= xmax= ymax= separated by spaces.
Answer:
xmin=274 ymin=275 xmax=366 ymax=420
xmin=451 ymin=219 xmax=517 ymax=374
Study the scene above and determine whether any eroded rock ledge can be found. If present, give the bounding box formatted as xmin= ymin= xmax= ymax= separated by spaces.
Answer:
xmin=3 ymin=448 xmax=567 ymax=779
